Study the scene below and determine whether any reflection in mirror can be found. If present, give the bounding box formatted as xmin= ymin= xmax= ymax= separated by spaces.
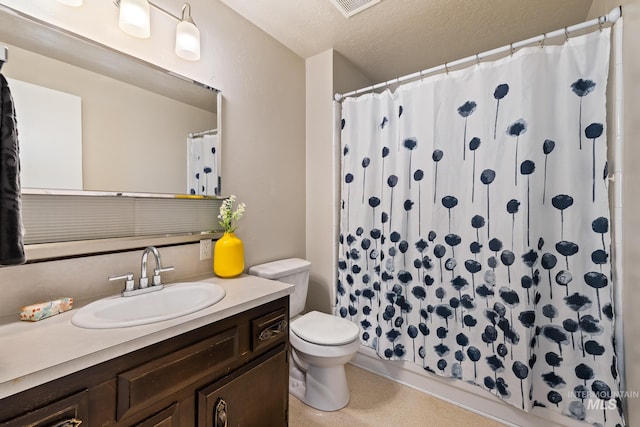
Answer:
xmin=0 ymin=5 xmax=221 ymax=195
xmin=188 ymin=129 xmax=221 ymax=196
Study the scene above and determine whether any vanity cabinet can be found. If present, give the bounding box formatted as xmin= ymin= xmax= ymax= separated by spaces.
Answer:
xmin=198 ymin=349 xmax=288 ymax=426
xmin=0 ymin=297 xmax=289 ymax=427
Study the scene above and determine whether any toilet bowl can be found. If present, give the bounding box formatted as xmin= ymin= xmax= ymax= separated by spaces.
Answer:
xmin=248 ymin=259 xmax=361 ymax=411
xmin=289 ymin=311 xmax=360 ymax=411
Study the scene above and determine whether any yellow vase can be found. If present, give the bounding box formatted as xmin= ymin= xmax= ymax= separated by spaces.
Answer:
xmin=214 ymin=232 xmax=245 ymax=278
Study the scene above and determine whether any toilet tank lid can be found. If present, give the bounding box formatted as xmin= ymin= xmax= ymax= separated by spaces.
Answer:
xmin=248 ymin=258 xmax=311 ymax=279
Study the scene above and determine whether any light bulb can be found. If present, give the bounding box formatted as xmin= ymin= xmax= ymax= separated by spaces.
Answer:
xmin=175 ymin=3 xmax=200 ymax=61
xmin=175 ymin=20 xmax=200 ymax=61
xmin=119 ymin=0 xmax=151 ymax=38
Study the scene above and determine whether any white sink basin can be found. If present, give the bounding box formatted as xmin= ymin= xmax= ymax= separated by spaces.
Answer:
xmin=71 ymin=282 xmax=226 ymax=329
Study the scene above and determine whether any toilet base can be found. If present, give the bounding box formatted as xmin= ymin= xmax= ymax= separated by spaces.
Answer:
xmin=289 ymin=362 xmax=307 ymax=402
xmin=289 ymin=355 xmax=350 ymax=412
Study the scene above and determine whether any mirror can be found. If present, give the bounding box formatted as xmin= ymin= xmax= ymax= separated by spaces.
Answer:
xmin=0 ymin=5 xmax=221 ymax=196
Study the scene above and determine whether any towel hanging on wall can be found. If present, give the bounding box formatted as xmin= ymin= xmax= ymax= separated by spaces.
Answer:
xmin=0 ymin=73 xmax=25 ymax=266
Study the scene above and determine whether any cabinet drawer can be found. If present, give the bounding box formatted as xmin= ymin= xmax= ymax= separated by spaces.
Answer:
xmin=251 ymin=307 xmax=288 ymax=352
xmin=0 ymin=389 xmax=88 ymax=427
xmin=117 ymin=327 xmax=238 ymax=420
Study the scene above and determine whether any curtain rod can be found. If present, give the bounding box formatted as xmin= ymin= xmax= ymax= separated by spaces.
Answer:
xmin=335 ymin=6 xmax=622 ymax=101
xmin=189 ymin=128 xmax=217 ymax=138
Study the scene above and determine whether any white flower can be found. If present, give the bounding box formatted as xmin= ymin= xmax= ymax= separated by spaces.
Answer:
xmin=218 ymin=195 xmax=246 ymax=233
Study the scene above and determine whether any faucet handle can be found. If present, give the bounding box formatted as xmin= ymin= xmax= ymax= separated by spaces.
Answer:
xmin=152 ymin=266 xmax=174 ymax=286
xmin=109 ymin=272 xmax=135 ymax=293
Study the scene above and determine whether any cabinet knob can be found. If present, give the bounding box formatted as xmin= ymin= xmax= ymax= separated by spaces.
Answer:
xmin=215 ymin=398 xmax=228 ymax=427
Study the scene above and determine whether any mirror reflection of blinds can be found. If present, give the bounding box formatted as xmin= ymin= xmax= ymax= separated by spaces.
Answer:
xmin=21 ymin=194 xmax=223 ymax=244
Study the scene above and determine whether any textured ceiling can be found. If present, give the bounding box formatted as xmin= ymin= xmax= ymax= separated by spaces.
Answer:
xmin=220 ymin=0 xmax=595 ymax=84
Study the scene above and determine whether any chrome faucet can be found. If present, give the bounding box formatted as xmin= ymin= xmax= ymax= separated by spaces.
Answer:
xmin=109 ymin=246 xmax=174 ymax=297
xmin=140 ymin=246 xmax=172 ymax=288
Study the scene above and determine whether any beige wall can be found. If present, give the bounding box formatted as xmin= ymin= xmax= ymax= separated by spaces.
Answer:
xmin=588 ymin=1 xmax=640 ymax=425
xmin=305 ymin=49 xmax=335 ymax=314
xmin=305 ymin=50 xmax=371 ymax=314
xmin=0 ymin=0 xmax=305 ymax=315
xmin=333 ymin=51 xmax=373 ymax=96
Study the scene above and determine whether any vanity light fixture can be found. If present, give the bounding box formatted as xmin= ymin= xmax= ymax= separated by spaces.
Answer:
xmin=114 ymin=0 xmax=201 ymax=61
xmin=175 ymin=3 xmax=200 ymax=61
xmin=118 ymin=0 xmax=151 ymax=38
xmin=56 ymin=0 xmax=83 ymax=6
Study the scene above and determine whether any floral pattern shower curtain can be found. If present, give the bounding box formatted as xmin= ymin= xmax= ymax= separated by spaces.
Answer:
xmin=188 ymin=132 xmax=220 ymax=196
xmin=337 ymin=29 xmax=624 ymax=426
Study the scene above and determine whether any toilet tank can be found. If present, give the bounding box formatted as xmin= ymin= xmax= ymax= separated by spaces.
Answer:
xmin=248 ymin=258 xmax=311 ymax=317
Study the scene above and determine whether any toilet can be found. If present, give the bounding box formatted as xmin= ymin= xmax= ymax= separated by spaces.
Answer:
xmin=248 ymin=258 xmax=360 ymax=411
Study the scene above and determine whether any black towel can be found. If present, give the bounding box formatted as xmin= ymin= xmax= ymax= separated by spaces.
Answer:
xmin=0 ymin=74 xmax=25 ymax=266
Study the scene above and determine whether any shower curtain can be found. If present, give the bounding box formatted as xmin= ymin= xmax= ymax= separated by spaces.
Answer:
xmin=187 ymin=132 xmax=220 ymax=196
xmin=337 ymin=28 xmax=624 ymax=426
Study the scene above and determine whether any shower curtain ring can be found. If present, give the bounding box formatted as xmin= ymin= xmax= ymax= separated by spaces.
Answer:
xmin=565 ymin=27 xmax=570 ymax=42
xmin=540 ymin=33 xmax=546 ymax=48
xmin=444 ymin=63 xmax=450 ymax=74
xmin=599 ymin=16 xmax=604 ymax=31
xmin=476 ymin=53 xmax=481 ymax=66
xmin=510 ymin=43 xmax=515 ymax=56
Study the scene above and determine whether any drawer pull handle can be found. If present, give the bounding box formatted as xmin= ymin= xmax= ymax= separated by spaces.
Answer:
xmin=215 ymin=398 xmax=228 ymax=427
xmin=258 ymin=320 xmax=288 ymax=341
xmin=50 ymin=420 xmax=82 ymax=427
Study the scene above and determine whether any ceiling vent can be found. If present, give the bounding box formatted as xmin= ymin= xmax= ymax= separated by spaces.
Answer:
xmin=329 ymin=0 xmax=381 ymax=18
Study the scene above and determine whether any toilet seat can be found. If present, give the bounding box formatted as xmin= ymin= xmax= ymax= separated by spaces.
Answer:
xmin=290 ymin=326 xmax=361 ymax=360
xmin=290 ymin=311 xmax=360 ymax=345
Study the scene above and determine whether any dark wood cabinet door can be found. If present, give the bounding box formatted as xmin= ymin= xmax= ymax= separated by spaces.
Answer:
xmin=198 ymin=348 xmax=288 ymax=427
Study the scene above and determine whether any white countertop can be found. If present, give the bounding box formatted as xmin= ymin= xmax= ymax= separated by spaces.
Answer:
xmin=0 ymin=274 xmax=293 ymax=399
